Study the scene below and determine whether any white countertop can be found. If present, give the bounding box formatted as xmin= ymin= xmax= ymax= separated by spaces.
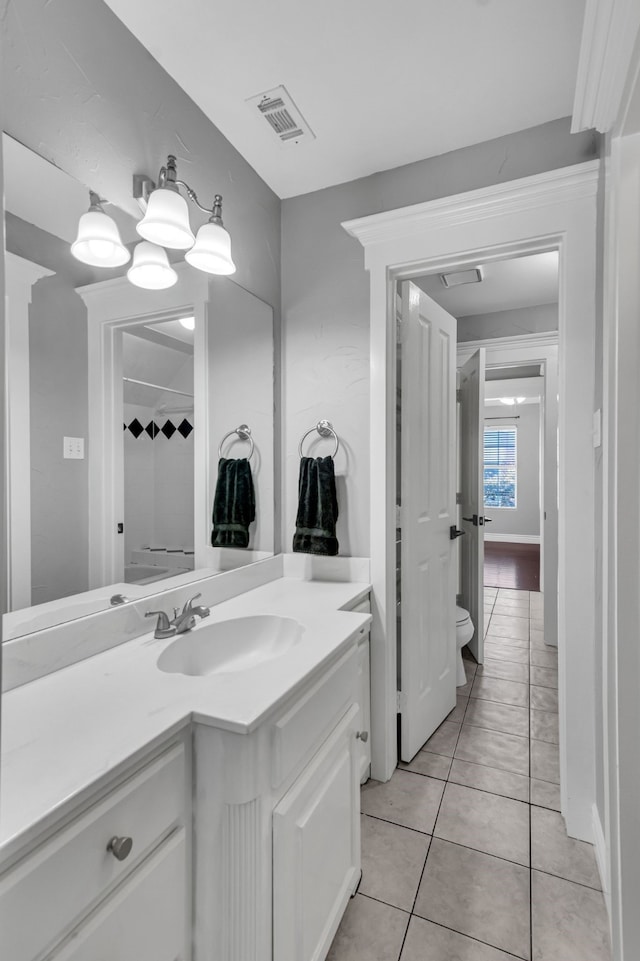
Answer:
xmin=0 ymin=577 xmax=370 ymax=860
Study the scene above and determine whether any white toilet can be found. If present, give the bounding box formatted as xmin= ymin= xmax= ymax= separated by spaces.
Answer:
xmin=455 ymin=606 xmax=475 ymax=686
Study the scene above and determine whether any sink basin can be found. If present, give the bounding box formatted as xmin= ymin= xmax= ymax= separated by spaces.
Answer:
xmin=156 ymin=614 xmax=304 ymax=676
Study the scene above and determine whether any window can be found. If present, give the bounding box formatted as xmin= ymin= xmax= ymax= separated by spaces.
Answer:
xmin=484 ymin=426 xmax=517 ymax=508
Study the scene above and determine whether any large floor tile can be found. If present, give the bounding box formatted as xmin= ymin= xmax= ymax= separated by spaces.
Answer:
xmin=414 ymin=838 xmax=531 ymax=959
xmin=434 ymin=782 xmax=530 ymax=865
xmin=400 ymin=916 xmax=521 ymax=961
xmin=485 ymin=633 xmax=530 ymax=650
xmin=361 ymin=770 xmax=445 ymax=834
xmin=530 ymin=685 xmax=558 ymax=714
xmin=464 ymin=698 xmax=529 ymax=738
xmin=484 ymin=640 xmax=530 ymax=664
xmin=401 ymin=750 xmax=452 ymax=781
xmin=530 ymin=666 xmax=557 ymax=689
xmin=478 ymin=657 xmax=530 ymax=683
xmin=530 ymin=710 xmax=559 ymax=744
xmin=423 ymin=720 xmax=461 ymax=758
xmin=531 ymin=808 xmax=601 ymax=889
xmin=455 ymin=725 xmax=529 ymax=776
xmin=530 ymin=648 xmax=558 ymax=670
xmin=471 ymin=675 xmax=529 ymax=708
xmin=449 ymin=758 xmax=529 ymax=803
xmin=447 ymin=695 xmax=469 ymax=724
xmin=360 ymin=815 xmax=431 ymax=911
xmin=326 ymin=893 xmax=410 ymax=961
xmin=532 ymin=871 xmax=611 ymax=961
xmin=487 ymin=616 xmax=530 ymax=640
xmin=498 ymin=588 xmax=530 ymax=599
xmin=492 ymin=602 xmax=530 ymax=618
xmin=530 ymin=778 xmax=561 ymax=812
xmin=531 ymin=740 xmax=560 ymax=784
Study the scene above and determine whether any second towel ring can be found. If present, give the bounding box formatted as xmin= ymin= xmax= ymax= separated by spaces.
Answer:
xmin=298 ymin=420 xmax=339 ymax=458
xmin=218 ymin=424 xmax=254 ymax=460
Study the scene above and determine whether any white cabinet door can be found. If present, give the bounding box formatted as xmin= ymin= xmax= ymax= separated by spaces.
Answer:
xmin=273 ymin=704 xmax=361 ymax=961
xmin=48 ymin=829 xmax=188 ymax=961
xmin=357 ymin=636 xmax=371 ymax=783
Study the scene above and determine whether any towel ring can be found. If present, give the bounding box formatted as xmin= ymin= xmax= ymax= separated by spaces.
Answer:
xmin=218 ymin=424 xmax=254 ymax=460
xmin=298 ymin=420 xmax=339 ymax=458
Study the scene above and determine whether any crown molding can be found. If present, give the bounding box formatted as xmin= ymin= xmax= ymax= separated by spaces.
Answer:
xmin=342 ymin=163 xmax=599 ymax=249
xmin=457 ymin=330 xmax=559 ymax=358
xmin=572 ymin=0 xmax=640 ymax=134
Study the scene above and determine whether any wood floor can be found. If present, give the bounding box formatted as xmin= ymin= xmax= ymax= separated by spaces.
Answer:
xmin=484 ymin=542 xmax=540 ymax=591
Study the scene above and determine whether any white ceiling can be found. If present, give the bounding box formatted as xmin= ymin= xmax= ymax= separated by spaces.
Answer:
xmin=416 ymin=251 xmax=558 ymax=316
xmin=103 ymin=0 xmax=586 ymax=199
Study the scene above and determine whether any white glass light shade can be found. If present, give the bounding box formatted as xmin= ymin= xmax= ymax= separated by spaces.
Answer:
xmin=136 ymin=187 xmax=195 ymax=250
xmin=127 ymin=242 xmax=178 ymax=290
xmin=179 ymin=316 xmax=195 ymax=330
xmin=71 ymin=209 xmax=130 ymax=267
xmin=185 ymin=222 xmax=236 ymax=275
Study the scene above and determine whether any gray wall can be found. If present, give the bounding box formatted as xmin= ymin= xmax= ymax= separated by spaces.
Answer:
xmin=282 ymin=119 xmax=598 ymax=555
xmin=30 ymin=276 xmax=89 ymax=605
xmin=484 ymin=405 xmax=540 ymax=538
xmin=2 ymin=0 xmax=283 ymax=561
xmin=458 ymin=303 xmax=558 ymax=343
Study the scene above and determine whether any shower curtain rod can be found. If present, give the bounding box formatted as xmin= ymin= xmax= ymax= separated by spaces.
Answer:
xmin=123 ymin=376 xmax=194 ymax=398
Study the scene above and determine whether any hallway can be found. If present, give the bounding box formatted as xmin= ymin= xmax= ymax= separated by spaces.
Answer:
xmin=327 ymin=588 xmax=611 ymax=961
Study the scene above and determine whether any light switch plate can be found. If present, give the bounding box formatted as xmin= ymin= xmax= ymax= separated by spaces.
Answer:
xmin=63 ymin=436 xmax=85 ymax=459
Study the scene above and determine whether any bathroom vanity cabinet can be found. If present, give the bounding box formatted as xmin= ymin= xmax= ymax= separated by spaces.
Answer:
xmin=0 ymin=615 xmax=370 ymax=961
xmin=0 ymin=739 xmax=191 ymax=961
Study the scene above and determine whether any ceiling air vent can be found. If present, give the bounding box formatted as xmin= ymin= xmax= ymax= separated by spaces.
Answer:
xmin=440 ymin=267 xmax=484 ymax=288
xmin=246 ymin=85 xmax=315 ymax=147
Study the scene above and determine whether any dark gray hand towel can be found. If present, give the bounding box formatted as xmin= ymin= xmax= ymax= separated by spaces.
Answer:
xmin=292 ymin=455 xmax=339 ymax=556
xmin=211 ymin=457 xmax=256 ymax=548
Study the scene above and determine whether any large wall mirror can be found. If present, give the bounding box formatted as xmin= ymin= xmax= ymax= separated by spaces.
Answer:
xmin=3 ymin=134 xmax=275 ymax=641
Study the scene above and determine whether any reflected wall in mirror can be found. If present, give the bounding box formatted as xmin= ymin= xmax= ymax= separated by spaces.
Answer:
xmin=3 ymin=135 xmax=275 ymax=641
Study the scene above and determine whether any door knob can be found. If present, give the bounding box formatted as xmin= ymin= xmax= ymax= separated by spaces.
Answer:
xmin=462 ymin=514 xmax=479 ymax=526
xmin=450 ymin=526 xmax=465 ymax=540
xmin=356 ymin=731 xmax=369 ymax=742
xmin=107 ymin=836 xmax=133 ymax=861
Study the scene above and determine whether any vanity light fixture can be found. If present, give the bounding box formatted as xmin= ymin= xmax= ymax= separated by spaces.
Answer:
xmin=179 ymin=315 xmax=196 ymax=330
xmin=71 ymin=192 xmax=131 ymax=268
xmin=127 ymin=241 xmax=178 ymax=290
xmin=136 ymin=155 xmax=236 ymax=275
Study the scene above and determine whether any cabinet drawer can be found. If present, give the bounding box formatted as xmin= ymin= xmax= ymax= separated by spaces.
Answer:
xmin=271 ymin=646 xmax=358 ymax=788
xmin=48 ymin=829 xmax=188 ymax=961
xmin=0 ymin=742 xmax=186 ymax=961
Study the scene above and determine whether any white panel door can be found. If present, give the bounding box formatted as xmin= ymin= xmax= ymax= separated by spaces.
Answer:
xmin=400 ymin=281 xmax=457 ymax=762
xmin=459 ymin=349 xmax=486 ymax=663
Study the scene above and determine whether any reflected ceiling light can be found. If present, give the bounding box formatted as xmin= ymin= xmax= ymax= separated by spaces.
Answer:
xmin=500 ymin=396 xmax=526 ymax=406
xmin=71 ymin=192 xmax=130 ymax=268
xmin=135 ymin=155 xmax=235 ymax=274
xmin=179 ymin=315 xmax=195 ymax=330
xmin=127 ymin=241 xmax=177 ymax=290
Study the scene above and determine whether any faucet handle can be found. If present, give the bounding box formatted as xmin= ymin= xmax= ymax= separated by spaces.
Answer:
xmin=145 ymin=610 xmax=176 ymax=638
xmin=182 ymin=592 xmax=202 ymax=614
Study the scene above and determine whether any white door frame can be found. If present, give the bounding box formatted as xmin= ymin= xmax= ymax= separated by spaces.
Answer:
xmin=343 ymin=161 xmax=599 ymax=840
xmin=77 ymin=264 xmax=211 ymax=589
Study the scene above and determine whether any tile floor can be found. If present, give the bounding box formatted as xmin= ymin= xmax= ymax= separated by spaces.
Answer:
xmin=327 ymin=588 xmax=612 ymax=961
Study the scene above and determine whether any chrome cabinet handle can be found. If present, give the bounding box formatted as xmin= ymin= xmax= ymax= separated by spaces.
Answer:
xmin=107 ymin=835 xmax=133 ymax=861
xmin=356 ymin=731 xmax=369 ymax=742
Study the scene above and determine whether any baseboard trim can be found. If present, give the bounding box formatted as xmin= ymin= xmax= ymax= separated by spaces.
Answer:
xmin=592 ymin=804 xmax=611 ymax=921
xmin=484 ymin=533 xmax=541 ymax=544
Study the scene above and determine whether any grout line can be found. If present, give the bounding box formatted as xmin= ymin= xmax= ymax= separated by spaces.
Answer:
xmin=409 ymin=915 xmax=529 ymax=960
xmin=531 ymin=865 xmax=604 ymax=893
xmin=427 ymin=833 xmax=531 ymax=871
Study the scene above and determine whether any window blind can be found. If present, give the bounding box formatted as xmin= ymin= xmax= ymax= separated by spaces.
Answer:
xmin=483 ymin=426 xmax=517 ymax=508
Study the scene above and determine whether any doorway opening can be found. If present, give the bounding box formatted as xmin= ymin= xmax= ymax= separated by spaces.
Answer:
xmin=395 ymin=247 xmax=559 ymax=761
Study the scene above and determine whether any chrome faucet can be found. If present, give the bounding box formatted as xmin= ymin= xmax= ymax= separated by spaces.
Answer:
xmin=171 ymin=593 xmax=211 ymax=635
xmin=146 ymin=593 xmax=210 ymax=639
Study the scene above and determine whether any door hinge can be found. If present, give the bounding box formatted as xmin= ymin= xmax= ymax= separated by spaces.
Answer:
xmin=456 ymin=388 xmax=462 ymax=403
xmin=456 ymin=492 xmax=462 ymax=505
xmin=396 ymin=691 xmax=406 ymax=713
